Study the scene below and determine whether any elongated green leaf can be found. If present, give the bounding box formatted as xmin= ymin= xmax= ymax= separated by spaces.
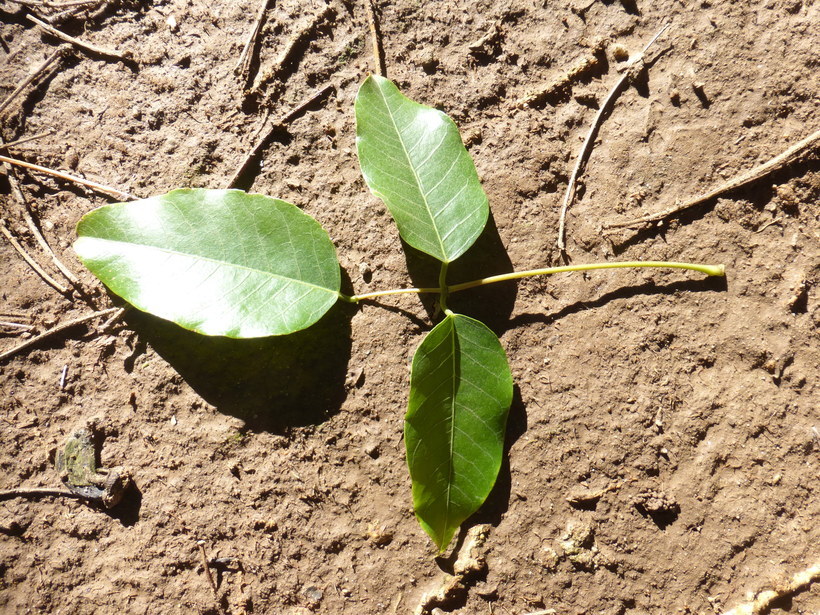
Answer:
xmin=405 ymin=313 xmax=513 ymax=551
xmin=356 ymin=75 xmax=489 ymax=264
xmin=74 ymin=189 xmax=340 ymax=338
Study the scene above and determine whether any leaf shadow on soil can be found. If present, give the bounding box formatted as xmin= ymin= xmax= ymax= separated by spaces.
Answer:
xmin=510 ymin=275 xmax=728 ymax=330
xmin=122 ymin=286 xmax=356 ymax=433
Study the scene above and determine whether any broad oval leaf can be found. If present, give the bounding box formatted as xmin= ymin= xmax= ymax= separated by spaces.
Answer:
xmin=405 ymin=313 xmax=513 ymax=551
xmin=74 ymin=189 xmax=341 ymax=338
xmin=356 ymin=75 xmax=489 ymax=264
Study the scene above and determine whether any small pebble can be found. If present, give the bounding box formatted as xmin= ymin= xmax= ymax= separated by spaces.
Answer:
xmin=303 ymin=585 xmax=323 ymax=602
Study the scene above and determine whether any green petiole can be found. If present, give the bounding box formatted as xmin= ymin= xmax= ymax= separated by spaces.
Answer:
xmin=343 ymin=261 xmax=725 ymax=303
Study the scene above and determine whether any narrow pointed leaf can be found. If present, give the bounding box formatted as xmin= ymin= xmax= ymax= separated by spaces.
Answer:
xmin=356 ymin=75 xmax=489 ymax=264
xmin=74 ymin=189 xmax=340 ymax=338
xmin=406 ymin=313 xmax=513 ymax=551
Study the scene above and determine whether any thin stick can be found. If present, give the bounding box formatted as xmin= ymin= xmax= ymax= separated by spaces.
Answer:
xmin=19 ymin=202 xmax=81 ymax=285
xmin=98 ymin=307 xmax=127 ymax=333
xmin=0 ymin=131 xmax=55 ymax=151
xmin=45 ymin=0 xmax=103 ymax=7
xmin=0 ymin=154 xmax=137 ymax=200
xmin=235 ymin=0 xmax=270 ymax=78
xmin=0 ymin=487 xmax=88 ymax=502
xmin=26 ymin=14 xmax=131 ymax=63
xmin=365 ymin=0 xmax=386 ymax=77
xmin=556 ymin=23 xmax=670 ymax=252
xmin=45 ymin=1 xmax=109 ymax=26
xmin=0 ymin=312 xmax=32 ymax=320
xmin=227 ymin=84 xmax=334 ymax=189
xmin=0 ymin=307 xmax=119 ymax=363
xmin=0 ymin=47 xmax=68 ymax=118
xmin=720 ymin=561 xmax=820 ymax=615
xmin=0 ymin=219 xmax=69 ymax=295
xmin=604 ymin=128 xmax=820 ymax=230
xmin=197 ymin=541 xmax=223 ymax=610
xmin=346 ymin=260 xmax=725 ymax=302
xmin=3 ymin=0 xmax=102 ymax=7
xmin=1 ymin=135 xmax=86 ymax=292
xmin=0 ymin=321 xmax=34 ymax=331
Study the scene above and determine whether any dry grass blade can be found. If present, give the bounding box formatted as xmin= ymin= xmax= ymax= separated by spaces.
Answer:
xmin=0 ymin=154 xmax=137 ymax=200
xmin=0 ymin=219 xmax=69 ymax=295
xmin=26 ymin=14 xmax=131 ymax=63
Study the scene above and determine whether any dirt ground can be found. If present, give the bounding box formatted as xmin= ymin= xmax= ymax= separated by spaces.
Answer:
xmin=1 ymin=0 xmax=818 ymax=613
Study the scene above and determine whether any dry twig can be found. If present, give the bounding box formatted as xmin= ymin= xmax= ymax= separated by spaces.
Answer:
xmin=4 ymin=0 xmax=102 ymax=7
xmin=234 ymin=0 xmax=271 ymax=80
xmin=45 ymin=1 xmax=110 ymax=26
xmin=1 ymin=138 xmax=83 ymax=287
xmin=20 ymin=201 xmax=82 ymax=286
xmin=0 ymin=219 xmax=70 ymax=295
xmin=365 ymin=0 xmax=386 ymax=77
xmin=603 ymin=128 xmax=820 ymax=231
xmin=0 ymin=306 xmax=119 ymax=363
xmin=227 ymin=85 xmax=334 ymax=189
xmin=26 ymin=14 xmax=131 ymax=63
xmin=0 ymin=131 xmax=55 ymax=151
xmin=197 ymin=541 xmax=223 ymax=612
xmin=0 ymin=487 xmax=89 ymax=502
xmin=0 ymin=47 xmax=69 ymax=118
xmin=0 ymin=321 xmax=34 ymax=332
xmin=0 ymin=153 xmax=137 ymax=200
xmin=556 ymin=23 xmax=670 ymax=252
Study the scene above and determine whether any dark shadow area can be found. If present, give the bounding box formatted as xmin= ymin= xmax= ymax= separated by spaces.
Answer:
xmin=124 ymin=297 xmax=355 ymax=433
xmin=402 ymin=211 xmax=517 ymax=331
xmin=610 ymin=155 xmax=819 ymax=253
xmin=633 ymin=497 xmax=680 ymax=530
xmin=600 ymin=0 xmax=641 ymax=14
xmin=230 ymin=126 xmax=293 ymax=191
xmin=0 ymin=6 xmax=30 ymax=27
xmin=767 ymin=594 xmax=794 ymax=614
xmin=508 ymin=276 xmax=728 ymax=331
xmin=110 ymin=482 xmax=142 ymax=527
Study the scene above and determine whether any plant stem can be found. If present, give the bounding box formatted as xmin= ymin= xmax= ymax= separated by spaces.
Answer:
xmin=339 ymin=286 xmax=439 ymax=302
xmin=344 ymin=261 xmax=725 ymax=303
xmin=448 ymin=261 xmax=725 ymax=293
xmin=438 ymin=262 xmax=450 ymax=313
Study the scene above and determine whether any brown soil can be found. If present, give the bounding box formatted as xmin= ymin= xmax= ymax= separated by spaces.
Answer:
xmin=1 ymin=1 xmax=818 ymax=614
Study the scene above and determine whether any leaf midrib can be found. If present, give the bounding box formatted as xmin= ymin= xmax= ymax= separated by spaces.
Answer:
xmin=79 ymin=236 xmax=338 ymax=295
xmin=446 ymin=316 xmax=457 ymax=542
xmin=375 ymin=80 xmax=448 ymax=261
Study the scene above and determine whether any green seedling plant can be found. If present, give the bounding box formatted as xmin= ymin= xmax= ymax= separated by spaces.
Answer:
xmin=74 ymin=75 xmax=725 ymax=552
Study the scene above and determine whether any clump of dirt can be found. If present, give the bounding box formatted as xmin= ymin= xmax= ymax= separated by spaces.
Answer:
xmin=1 ymin=1 xmax=818 ymax=614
